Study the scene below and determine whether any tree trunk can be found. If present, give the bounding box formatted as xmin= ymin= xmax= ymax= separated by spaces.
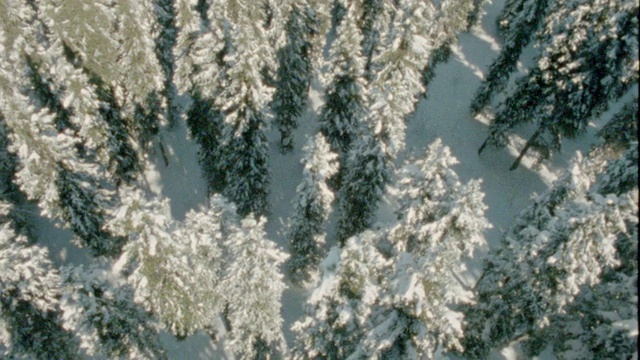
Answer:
xmin=478 ymin=137 xmax=489 ymax=155
xmin=510 ymin=126 xmax=543 ymax=171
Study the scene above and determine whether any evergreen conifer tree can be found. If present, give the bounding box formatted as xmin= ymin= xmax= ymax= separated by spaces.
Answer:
xmin=153 ymin=0 xmax=180 ymax=128
xmin=0 ymin=201 xmax=79 ymax=359
xmin=291 ymin=232 xmax=388 ymax=359
xmin=209 ymin=21 xmax=272 ymax=216
xmin=318 ymin=2 xmax=368 ymax=163
xmin=478 ymin=0 xmax=639 ymax=170
xmin=337 ymin=133 xmax=390 ymax=243
xmin=60 ymin=265 xmax=166 ymax=359
xmin=287 ymin=134 xmax=339 ymax=285
xmin=352 ymin=140 xmax=490 ymax=358
xmin=1 ymin=82 xmax=124 ymax=256
xmin=272 ymin=3 xmax=318 ymax=151
xmin=470 ymin=0 xmax=551 ymax=114
xmin=461 ymin=148 xmax=638 ymax=358
xmin=596 ymin=98 xmax=638 ymax=153
xmin=106 ymin=188 xmax=226 ymax=338
xmin=221 ymin=215 xmax=288 ymax=359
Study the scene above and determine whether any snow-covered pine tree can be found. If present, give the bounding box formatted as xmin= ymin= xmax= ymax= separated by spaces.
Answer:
xmin=153 ymin=0 xmax=180 ymax=128
xmin=113 ymin=0 xmax=167 ymax=153
xmin=355 ymin=0 xmax=387 ymax=81
xmin=39 ymin=0 xmax=155 ymax=167
xmin=287 ymin=134 xmax=339 ymax=285
xmin=106 ymin=188 xmax=227 ymax=338
xmin=1 ymin=72 xmax=124 ymax=256
xmin=461 ymin=148 xmax=639 ymax=358
xmin=336 ymin=133 xmax=390 ymax=244
xmin=220 ymin=215 xmax=288 ymax=359
xmin=207 ymin=19 xmax=272 ymax=216
xmin=526 ymin=144 xmax=638 ymax=359
xmin=172 ymin=0 xmax=212 ymax=100
xmin=0 ymin=201 xmax=79 ymax=359
xmin=470 ymin=0 xmax=551 ymax=114
xmin=479 ymin=0 xmax=639 ymax=170
xmin=318 ymin=1 xmax=368 ymax=164
xmin=291 ymin=231 xmax=389 ymax=359
xmin=60 ymin=265 xmax=166 ymax=359
xmin=185 ymin=92 xmax=227 ymax=193
xmin=336 ymin=9 xmax=428 ymax=241
xmin=172 ymin=0 xmax=229 ymax=193
xmin=349 ymin=139 xmax=490 ymax=359
xmin=596 ymin=98 xmax=638 ymax=154
xmin=272 ymin=3 xmax=318 ymax=151
xmin=85 ymin=71 xmax=142 ymax=186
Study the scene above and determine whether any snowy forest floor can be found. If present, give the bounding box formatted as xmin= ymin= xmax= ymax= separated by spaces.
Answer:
xmin=33 ymin=0 xmax=636 ymax=358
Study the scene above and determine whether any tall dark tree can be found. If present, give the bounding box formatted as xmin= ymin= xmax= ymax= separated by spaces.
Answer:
xmin=318 ymin=2 xmax=367 ymax=177
xmin=469 ymin=0 xmax=551 ymax=114
xmin=153 ymin=0 xmax=180 ymax=128
xmin=462 ymin=147 xmax=638 ymax=358
xmin=0 ymin=201 xmax=79 ymax=359
xmin=337 ymin=133 xmax=390 ymax=244
xmin=272 ymin=3 xmax=318 ymax=151
xmin=287 ymin=134 xmax=339 ymax=285
xmin=478 ymin=0 xmax=638 ymax=170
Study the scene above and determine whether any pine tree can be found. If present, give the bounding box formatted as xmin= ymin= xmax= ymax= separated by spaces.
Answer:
xmin=461 ymin=149 xmax=638 ymax=358
xmin=209 ymin=20 xmax=272 ymax=216
xmin=0 ymin=201 xmax=79 ymax=359
xmin=1 ymin=82 xmax=124 ymax=256
xmin=113 ymin=0 xmax=167 ymax=152
xmin=105 ymin=188 xmax=227 ymax=338
xmin=39 ymin=0 xmax=162 ymax=164
xmin=356 ymin=0 xmax=387 ymax=81
xmin=318 ymin=1 xmax=367 ymax=162
xmin=220 ymin=215 xmax=288 ymax=359
xmin=478 ymin=0 xmax=639 ymax=170
xmin=287 ymin=134 xmax=339 ymax=285
xmin=596 ymin=98 xmax=638 ymax=153
xmin=470 ymin=0 xmax=551 ymax=114
xmin=153 ymin=0 xmax=180 ymax=128
xmin=60 ymin=265 xmax=166 ymax=359
xmin=337 ymin=133 xmax=390 ymax=243
xmin=291 ymin=231 xmax=389 ymax=359
xmin=272 ymin=3 xmax=318 ymax=151
xmin=352 ymin=139 xmax=490 ymax=359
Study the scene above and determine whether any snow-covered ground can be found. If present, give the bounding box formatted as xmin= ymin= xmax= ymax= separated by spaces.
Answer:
xmin=33 ymin=0 xmax=636 ymax=358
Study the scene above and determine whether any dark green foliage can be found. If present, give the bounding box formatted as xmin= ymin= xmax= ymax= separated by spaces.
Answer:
xmin=597 ymin=98 xmax=638 ymax=152
xmin=421 ymin=42 xmax=452 ymax=98
xmin=88 ymin=73 xmax=141 ymax=185
xmin=272 ymin=5 xmax=317 ymax=152
xmin=0 ymin=297 xmax=79 ymax=360
xmin=318 ymin=73 xmax=366 ymax=158
xmin=480 ymin=0 xmax=638 ymax=169
xmin=153 ymin=0 xmax=180 ymax=128
xmin=470 ymin=0 xmax=550 ymax=114
xmin=133 ymin=91 xmax=163 ymax=153
xmin=186 ymin=93 xmax=226 ymax=194
xmin=24 ymin=55 xmax=73 ymax=132
xmin=57 ymin=168 xmax=125 ymax=257
xmin=219 ymin=111 xmax=270 ymax=217
xmin=330 ymin=0 xmax=347 ymax=29
xmin=359 ymin=0 xmax=384 ymax=81
xmin=337 ymin=134 xmax=389 ymax=244
xmin=465 ymin=0 xmax=486 ymax=30
xmin=61 ymin=265 xmax=167 ymax=359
